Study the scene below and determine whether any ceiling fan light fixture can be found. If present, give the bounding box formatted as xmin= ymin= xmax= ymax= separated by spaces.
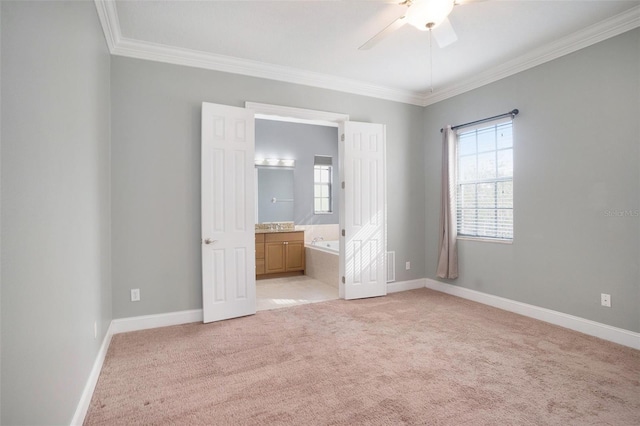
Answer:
xmin=406 ymin=0 xmax=455 ymax=31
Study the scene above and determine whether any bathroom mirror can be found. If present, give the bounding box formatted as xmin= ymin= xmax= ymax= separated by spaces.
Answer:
xmin=256 ymin=167 xmax=294 ymax=223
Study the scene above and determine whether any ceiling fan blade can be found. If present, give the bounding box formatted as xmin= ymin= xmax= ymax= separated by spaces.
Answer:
xmin=454 ymin=0 xmax=488 ymax=4
xmin=359 ymin=15 xmax=406 ymax=50
xmin=432 ymin=17 xmax=457 ymax=48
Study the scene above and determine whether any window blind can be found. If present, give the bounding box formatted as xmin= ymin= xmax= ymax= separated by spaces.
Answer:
xmin=314 ymin=155 xmax=332 ymax=166
xmin=456 ymin=120 xmax=513 ymax=240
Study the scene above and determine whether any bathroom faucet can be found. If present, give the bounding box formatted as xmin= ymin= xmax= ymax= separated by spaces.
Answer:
xmin=311 ymin=236 xmax=324 ymax=245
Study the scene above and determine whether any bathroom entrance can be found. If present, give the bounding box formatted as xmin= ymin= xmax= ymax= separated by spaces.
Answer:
xmin=201 ymin=102 xmax=387 ymax=323
xmin=254 ymin=116 xmax=341 ymax=310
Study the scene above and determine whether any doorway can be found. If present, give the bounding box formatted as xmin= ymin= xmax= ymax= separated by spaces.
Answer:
xmin=201 ymin=102 xmax=387 ymax=323
xmin=252 ymin=108 xmax=342 ymax=310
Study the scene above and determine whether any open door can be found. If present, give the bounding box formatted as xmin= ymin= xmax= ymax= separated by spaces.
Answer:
xmin=339 ymin=121 xmax=387 ymax=300
xmin=201 ymin=102 xmax=256 ymax=323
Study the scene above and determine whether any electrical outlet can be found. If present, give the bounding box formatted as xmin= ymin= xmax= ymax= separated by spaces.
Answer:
xmin=601 ymin=293 xmax=611 ymax=308
xmin=405 ymin=261 xmax=411 ymax=270
xmin=131 ymin=288 xmax=141 ymax=302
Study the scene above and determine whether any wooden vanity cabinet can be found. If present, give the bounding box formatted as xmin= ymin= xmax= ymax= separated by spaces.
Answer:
xmin=255 ymin=233 xmax=265 ymax=275
xmin=256 ymin=231 xmax=305 ymax=278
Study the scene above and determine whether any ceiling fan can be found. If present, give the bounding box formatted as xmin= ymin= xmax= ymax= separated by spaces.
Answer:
xmin=359 ymin=0 xmax=484 ymax=50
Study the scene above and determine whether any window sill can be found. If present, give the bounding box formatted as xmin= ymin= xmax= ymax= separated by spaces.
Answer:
xmin=457 ymin=236 xmax=513 ymax=245
xmin=314 ymin=212 xmax=334 ymax=215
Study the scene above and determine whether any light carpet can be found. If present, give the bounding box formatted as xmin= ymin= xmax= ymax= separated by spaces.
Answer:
xmin=85 ymin=289 xmax=639 ymax=425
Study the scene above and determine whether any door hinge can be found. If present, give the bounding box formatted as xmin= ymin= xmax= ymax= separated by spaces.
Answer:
xmin=341 ymin=181 xmax=345 ymax=189
xmin=342 ymin=276 xmax=346 ymax=284
xmin=341 ymin=134 xmax=345 ymax=142
xmin=341 ymin=229 xmax=345 ymax=237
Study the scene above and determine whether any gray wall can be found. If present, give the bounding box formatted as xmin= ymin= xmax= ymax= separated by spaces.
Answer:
xmin=0 ymin=2 xmax=635 ymax=423
xmin=111 ymin=56 xmax=426 ymax=319
xmin=256 ymin=119 xmax=339 ymax=225
xmin=424 ymin=28 xmax=640 ymax=332
xmin=1 ymin=1 xmax=111 ymax=424
xmin=0 ymin=4 xmax=637 ymax=424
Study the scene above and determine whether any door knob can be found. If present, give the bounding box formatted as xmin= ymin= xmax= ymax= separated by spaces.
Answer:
xmin=203 ymin=238 xmax=217 ymax=245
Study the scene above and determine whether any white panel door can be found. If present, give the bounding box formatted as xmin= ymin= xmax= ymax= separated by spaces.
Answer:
xmin=340 ymin=121 xmax=387 ymax=300
xmin=201 ymin=102 xmax=256 ymax=323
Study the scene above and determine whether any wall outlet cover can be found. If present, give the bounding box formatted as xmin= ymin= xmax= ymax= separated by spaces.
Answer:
xmin=131 ymin=288 xmax=141 ymax=302
xmin=601 ymin=293 xmax=611 ymax=307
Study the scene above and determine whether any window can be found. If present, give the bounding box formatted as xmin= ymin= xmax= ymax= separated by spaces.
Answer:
xmin=314 ymin=156 xmax=333 ymax=214
xmin=456 ymin=120 xmax=513 ymax=241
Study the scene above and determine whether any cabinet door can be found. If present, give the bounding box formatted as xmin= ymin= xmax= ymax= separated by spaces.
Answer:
xmin=265 ymin=242 xmax=286 ymax=274
xmin=285 ymin=241 xmax=305 ymax=271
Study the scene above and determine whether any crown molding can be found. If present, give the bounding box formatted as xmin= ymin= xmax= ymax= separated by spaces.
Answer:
xmin=421 ymin=5 xmax=640 ymax=106
xmin=94 ymin=0 xmax=121 ymax=51
xmin=95 ymin=1 xmax=639 ymax=108
xmin=112 ymin=37 xmax=425 ymax=106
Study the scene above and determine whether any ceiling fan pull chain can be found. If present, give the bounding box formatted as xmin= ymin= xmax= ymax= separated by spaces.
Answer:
xmin=429 ymin=28 xmax=433 ymax=93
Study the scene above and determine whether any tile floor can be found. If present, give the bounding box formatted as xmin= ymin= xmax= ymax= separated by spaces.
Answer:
xmin=256 ymin=275 xmax=339 ymax=311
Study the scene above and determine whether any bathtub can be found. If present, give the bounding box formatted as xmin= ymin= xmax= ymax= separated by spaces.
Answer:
xmin=307 ymin=240 xmax=339 ymax=254
xmin=305 ymin=240 xmax=339 ymax=288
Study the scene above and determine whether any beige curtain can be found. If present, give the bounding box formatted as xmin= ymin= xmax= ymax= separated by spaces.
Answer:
xmin=436 ymin=126 xmax=458 ymax=279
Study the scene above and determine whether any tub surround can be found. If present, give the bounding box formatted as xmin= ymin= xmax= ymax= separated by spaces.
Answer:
xmin=305 ymin=243 xmax=339 ymax=289
xmin=307 ymin=240 xmax=339 ymax=254
xmin=294 ymin=223 xmax=340 ymax=244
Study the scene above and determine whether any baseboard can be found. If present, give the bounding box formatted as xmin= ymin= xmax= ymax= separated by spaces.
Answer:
xmin=424 ymin=278 xmax=640 ymax=350
xmin=110 ymin=309 xmax=204 ymax=334
xmin=70 ymin=282 xmax=637 ymax=425
xmin=387 ymin=278 xmax=427 ymax=294
xmin=70 ymin=322 xmax=114 ymax=426
xmin=70 ymin=309 xmax=204 ymax=425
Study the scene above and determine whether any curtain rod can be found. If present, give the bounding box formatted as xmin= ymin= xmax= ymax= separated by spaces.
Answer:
xmin=440 ymin=109 xmax=519 ymax=133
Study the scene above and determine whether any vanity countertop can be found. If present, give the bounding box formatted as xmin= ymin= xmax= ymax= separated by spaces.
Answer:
xmin=255 ymin=229 xmax=303 ymax=234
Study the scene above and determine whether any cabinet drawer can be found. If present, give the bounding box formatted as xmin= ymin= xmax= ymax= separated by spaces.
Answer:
xmin=256 ymin=259 xmax=265 ymax=275
xmin=255 ymin=233 xmax=265 ymax=243
xmin=265 ymin=231 xmax=304 ymax=243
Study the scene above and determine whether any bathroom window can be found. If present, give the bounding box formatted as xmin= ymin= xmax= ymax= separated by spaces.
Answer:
xmin=314 ymin=156 xmax=333 ymax=214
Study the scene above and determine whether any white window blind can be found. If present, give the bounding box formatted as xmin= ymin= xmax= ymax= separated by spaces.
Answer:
xmin=456 ymin=119 xmax=513 ymax=240
xmin=314 ymin=156 xmax=332 ymax=214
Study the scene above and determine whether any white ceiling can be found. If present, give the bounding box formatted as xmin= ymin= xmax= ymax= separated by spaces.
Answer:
xmin=97 ymin=1 xmax=640 ymax=106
